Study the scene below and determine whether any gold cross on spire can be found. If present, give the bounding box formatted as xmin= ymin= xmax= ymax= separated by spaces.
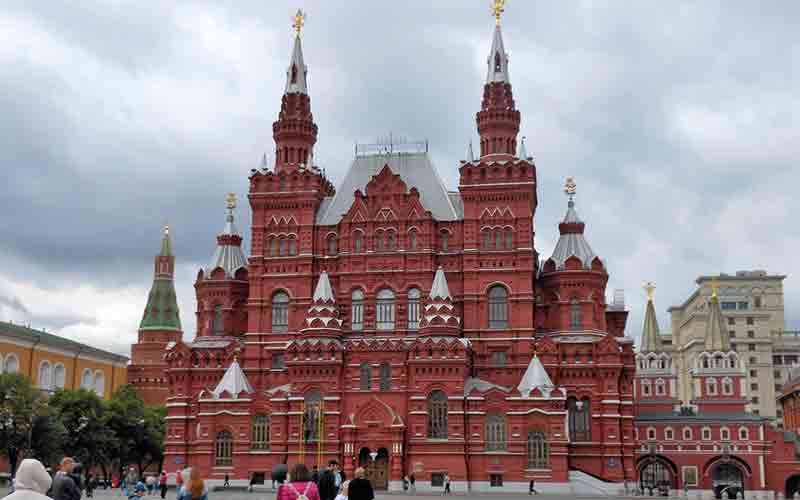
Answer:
xmin=293 ymin=9 xmax=306 ymax=38
xmin=564 ymin=177 xmax=577 ymax=201
xmin=644 ymin=282 xmax=656 ymax=301
xmin=226 ymin=192 xmax=237 ymax=211
xmin=491 ymin=0 xmax=506 ymax=25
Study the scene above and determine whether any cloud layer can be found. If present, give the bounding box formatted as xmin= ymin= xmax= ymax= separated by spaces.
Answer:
xmin=1 ymin=1 xmax=798 ymax=355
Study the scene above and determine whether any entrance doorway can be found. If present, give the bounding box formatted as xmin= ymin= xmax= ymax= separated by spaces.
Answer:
xmin=786 ymin=475 xmax=800 ymax=498
xmin=712 ymin=463 xmax=744 ymax=499
xmin=639 ymin=459 xmax=674 ymax=496
xmin=358 ymin=447 xmax=389 ymax=490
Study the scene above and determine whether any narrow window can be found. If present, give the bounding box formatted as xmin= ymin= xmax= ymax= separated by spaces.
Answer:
xmin=440 ymin=231 xmax=449 ymax=252
xmin=379 ymin=362 xmax=391 ymax=391
xmin=427 ymin=390 xmax=448 ymax=439
xmin=251 ymin=415 xmax=270 ymax=450
xmin=505 ymin=228 xmax=513 ymax=249
xmin=570 ymin=297 xmax=581 ymax=330
xmin=351 ymin=290 xmax=364 ymax=331
xmin=303 ymin=391 xmax=322 ymax=443
xmin=488 ymin=286 xmax=508 ymax=329
xmin=490 ymin=351 xmax=507 ymax=368
xmin=375 ymin=230 xmax=384 ymax=251
xmin=360 ymin=362 xmax=371 ymax=391
xmin=272 ymin=354 xmax=285 ymax=370
xmin=215 ymin=430 xmax=233 ymax=466
xmin=483 ymin=230 xmax=491 ymax=250
xmin=327 ymin=235 xmax=337 ymax=255
xmin=272 ymin=292 xmax=289 ymax=332
xmin=353 ymin=231 xmax=363 ymax=253
xmin=376 ymin=289 xmax=396 ymax=330
xmin=407 ymin=288 xmax=421 ymax=330
xmin=568 ymin=397 xmax=591 ymax=441
xmin=409 ymin=230 xmax=418 ymax=250
xmin=213 ymin=304 xmax=224 ymax=335
xmin=494 ymin=229 xmax=502 ymax=249
xmin=279 ymin=237 xmax=287 ymax=256
xmin=38 ymin=362 xmax=52 ymax=390
xmin=269 ymin=237 xmax=277 ymax=256
xmin=288 ymin=236 xmax=298 ymax=256
xmin=485 ymin=414 xmax=507 ymax=451
xmin=387 ymin=230 xmax=396 ymax=250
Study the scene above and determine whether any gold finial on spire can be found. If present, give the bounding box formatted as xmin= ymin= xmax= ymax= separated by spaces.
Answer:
xmin=644 ymin=282 xmax=656 ymax=301
xmin=491 ymin=0 xmax=506 ymax=26
xmin=164 ymin=223 xmax=170 ymax=236
xmin=226 ymin=192 xmax=237 ymax=211
xmin=710 ymin=277 xmax=720 ymax=298
xmin=293 ymin=9 xmax=306 ymax=38
xmin=564 ymin=177 xmax=577 ymax=202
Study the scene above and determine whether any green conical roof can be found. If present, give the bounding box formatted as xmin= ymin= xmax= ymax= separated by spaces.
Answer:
xmin=640 ymin=297 xmax=662 ymax=353
xmin=139 ymin=278 xmax=182 ymax=331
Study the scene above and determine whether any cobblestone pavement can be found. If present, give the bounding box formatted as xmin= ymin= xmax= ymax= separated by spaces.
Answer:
xmin=0 ymin=485 xmax=643 ymax=500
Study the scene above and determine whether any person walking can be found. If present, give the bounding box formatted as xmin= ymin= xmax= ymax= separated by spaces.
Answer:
xmin=85 ymin=474 xmax=95 ymax=498
xmin=528 ymin=479 xmax=538 ymax=495
xmin=311 ymin=467 xmax=320 ymax=485
xmin=124 ymin=468 xmax=138 ymax=498
xmin=276 ymin=464 xmax=320 ymax=500
xmin=409 ymin=474 xmax=415 ymax=495
xmin=147 ymin=475 xmax=157 ymax=495
xmin=175 ymin=470 xmax=184 ymax=500
xmin=3 ymin=459 xmax=53 ymax=500
xmin=159 ymin=472 xmax=168 ymax=499
xmin=345 ymin=468 xmax=373 ymax=500
xmin=317 ymin=461 xmax=338 ymax=500
xmin=442 ymin=474 xmax=451 ymax=496
xmin=51 ymin=458 xmax=82 ymax=500
xmin=177 ymin=469 xmax=207 ymax=500
xmin=223 ymin=474 xmax=229 ymax=489
xmin=333 ymin=481 xmax=349 ymax=500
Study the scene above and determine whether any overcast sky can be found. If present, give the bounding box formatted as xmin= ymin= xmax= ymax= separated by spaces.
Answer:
xmin=1 ymin=1 xmax=798 ymax=356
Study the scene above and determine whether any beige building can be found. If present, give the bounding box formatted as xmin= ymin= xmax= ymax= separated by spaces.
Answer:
xmin=664 ymin=270 xmax=790 ymax=420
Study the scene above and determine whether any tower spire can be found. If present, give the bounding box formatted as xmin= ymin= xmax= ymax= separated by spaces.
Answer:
xmin=640 ymin=282 xmax=662 ymax=353
xmin=206 ymin=193 xmax=247 ymax=278
xmin=140 ymin=225 xmax=182 ymax=332
xmin=476 ymin=1 xmax=520 ymax=158
xmin=704 ymin=278 xmax=730 ymax=351
xmin=273 ymin=9 xmax=317 ymax=172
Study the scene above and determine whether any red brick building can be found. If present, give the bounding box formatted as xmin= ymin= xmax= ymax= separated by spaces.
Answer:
xmin=635 ymin=285 xmax=800 ymax=498
xmin=131 ymin=10 xmax=638 ymax=494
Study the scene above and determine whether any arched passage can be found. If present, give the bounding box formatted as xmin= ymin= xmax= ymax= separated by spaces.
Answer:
xmin=637 ymin=455 xmax=677 ymax=496
xmin=711 ymin=462 xmax=745 ymax=499
xmin=786 ymin=475 xmax=800 ymax=498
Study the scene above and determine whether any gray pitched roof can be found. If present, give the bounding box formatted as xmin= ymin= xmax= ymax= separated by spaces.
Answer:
xmin=284 ymin=35 xmax=308 ymax=94
xmin=316 ymin=152 xmax=459 ymax=225
xmin=518 ymin=354 xmax=555 ymax=398
xmin=212 ymin=359 xmax=254 ymax=399
xmin=548 ymin=200 xmax=602 ymax=270
xmin=486 ymin=25 xmax=510 ymax=84
xmin=464 ymin=377 xmax=510 ymax=395
xmin=206 ymin=209 xmax=247 ymax=279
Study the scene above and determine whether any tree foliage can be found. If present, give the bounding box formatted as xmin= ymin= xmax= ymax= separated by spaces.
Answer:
xmin=49 ymin=388 xmax=116 ymax=472
xmin=0 ymin=373 xmax=42 ymax=474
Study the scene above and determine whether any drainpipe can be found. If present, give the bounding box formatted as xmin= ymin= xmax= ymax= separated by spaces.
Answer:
xmin=462 ymin=392 xmax=471 ymax=492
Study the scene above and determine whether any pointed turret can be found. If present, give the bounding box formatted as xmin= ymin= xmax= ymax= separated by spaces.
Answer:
xmin=705 ymin=281 xmax=731 ymax=351
xmin=518 ymin=354 xmax=554 ymax=398
xmin=640 ymin=282 xmax=662 ymax=353
xmin=476 ymin=7 xmax=520 ymax=159
xmin=302 ymin=271 xmax=343 ymax=337
xmin=273 ymin=9 xmax=318 ymax=173
xmin=518 ymin=135 xmax=529 ymax=160
xmin=212 ymin=358 xmax=254 ymax=399
xmin=547 ymin=179 xmax=603 ymax=271
xmin=419 ymin=267 xmax=460 ymax=336
xmin=140 ymin=225 xmax=182 ymax=332
xmin=465 ymin=141 xmax=475 ymax=162
xmin=206 ymin=193 xmax=247 ymax=279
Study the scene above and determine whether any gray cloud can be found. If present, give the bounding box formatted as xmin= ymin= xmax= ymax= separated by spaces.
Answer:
xmin=1 ymin=1 xmax=799 ymax=355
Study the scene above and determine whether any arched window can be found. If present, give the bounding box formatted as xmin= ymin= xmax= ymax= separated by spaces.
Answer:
xmin=641 ymin=380 xmax=652 ymax=396
xmin=408 ymin=230 xmax=418 ymax=251
xmin=527 ymin=431 xmax=549 ymax=468
xmin=279 ymin=237 xmax=287 ymax=256
xmin=386 ymin=230 xmax=396 ymax=250
xmin=53 ymin=364 xmax=66 ymax=389
xmin=215 ymin=430 xmax=233 ymax=466
xmin=706 ymin=377 xmax=718 ymax=396
xmin=488 ymin=286 xmax=508 ymax=329
xmin=440 ymin=231 xmax=449 ymax=252
xmin=722 ymin=377 xmax=734 ymax=395
xmin=375 ymin=230 xmax=384 ymax=251
xmin=407 ymin=288 xmax=421 ymax=331
xmin=81 ymin=369 xmax=93 ymax=390
xmin=684 ymin=427 xmax=694 ymax=441
xmin=665 ymin=427 xmax=674 ymax=440
xmin=252 ymin=414 xmax=270 ymax=450
xmin=494 ymin=229 xmax=502 ymax=249
xmin=427 ymin=390 xmax=448 ymax=439
xmin=504 ymin=228 xmax=514 ymax=249
xmin=269 ymin=237 xmax=277 ymax=256
xmin=94 ymin=371 xmax=105 ymax=396
xmin=303 ymin=391 xmax=322 ymax=443
xmin=288 ymin=236 xmax=298 ymax=256
xmin=379 ymin=362 xmax=391 ymax=391
xmin=568 ymin=397 xmax=591 ymax=442
xmin=272 ymin=292 xmax=289 ymax=332
xmin=720 ymin=427 xmax=730 ymax=441
xmin=376 ymin=289 xmax=396 ymax=330
xmin=353 ymin=231 xmax=363 ymax=253
xmin=569 ymin=297 xmax=581 ymax=330
xmin=482 ymin=230 xmax=492 ymax=250
xmin=646 ymin=427 xmax=656 ymax=440
xmin=739 ymin=427 xmax=749 ymax=440
xmin=213 ymin=304 xmax=224 ymax=335
xmin=38 ymin=361 xmax=52 ymax=390
xmin=327 ymin=235 xmax=338 ymax=256
xmin=351 ymin=290 xmax=364 ymax=331
xmin=360 ymin=363 xmax=371 ymax=391
xmin=701 ymin=427 xmax=711 ymax=440
xmin=485 ymin=414 xmax=506 ymax=451
xmin=3 ymin=354 xmax=18 ymax=374
xmin=655 ymin=379 xmax=666 ymax=396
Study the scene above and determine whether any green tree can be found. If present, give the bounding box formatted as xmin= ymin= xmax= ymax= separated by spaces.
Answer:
xmin=106 ymin=385 xmax=165 ymax=476
xmin=29 ymin=405 xmax=67 ymax=469
xmin=49 ymin=388 xmax=115 ymax=474
xmin=0 ymin=373 xmax=41 ymax=475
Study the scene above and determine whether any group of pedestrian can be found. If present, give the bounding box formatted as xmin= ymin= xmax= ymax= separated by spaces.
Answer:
xmin=276 ymin=462 xmax=373 ymax=500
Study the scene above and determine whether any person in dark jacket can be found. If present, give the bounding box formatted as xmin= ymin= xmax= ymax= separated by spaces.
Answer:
xmin=316 ymin=461 xmax=338 ymax=500
xmin=51 ymin=457 xmax=82 ymax=500
xmin=346 ymin=468 xmax=374 ymax=500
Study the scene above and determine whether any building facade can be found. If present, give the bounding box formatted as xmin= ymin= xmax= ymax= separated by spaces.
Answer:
xmin=131 ymin=9 xmax=639 ymax=493
xmin=635 ymin=284 xmax=800 ymax=497
xmin=0 ymin=321 xmax=128 ymax=398
xmin=667 ymin=271 xmax=788 ymax=419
